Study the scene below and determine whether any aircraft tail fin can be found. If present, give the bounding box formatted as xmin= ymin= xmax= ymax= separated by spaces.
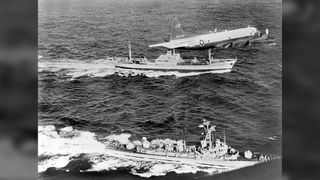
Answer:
xmin=170 ymin=17 xmax=185 ymax=41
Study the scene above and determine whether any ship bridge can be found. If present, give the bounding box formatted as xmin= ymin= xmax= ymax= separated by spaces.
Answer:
xmin=154 ymin=50 xmax=183 ymax=65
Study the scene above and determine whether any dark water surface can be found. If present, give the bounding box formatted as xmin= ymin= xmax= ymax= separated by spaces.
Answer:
xmin=38 ymin=0 xmax=281 ymax=179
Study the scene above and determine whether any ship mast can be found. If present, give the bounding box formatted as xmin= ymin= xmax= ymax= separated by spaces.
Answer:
xmin=128 ymin=41 xmax=132 ymax=61
xmin=200 ymin=118 xmax=216 ymax=149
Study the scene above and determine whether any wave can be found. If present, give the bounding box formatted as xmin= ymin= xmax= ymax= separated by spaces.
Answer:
xmin=38 ymin=59 xmax=118 ymax=79
xmin=38 ymin=125 xmax=235 ymax=177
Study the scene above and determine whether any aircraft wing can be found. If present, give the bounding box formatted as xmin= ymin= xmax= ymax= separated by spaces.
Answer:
xmin=149 ymin=42 xmax=182 ymax=49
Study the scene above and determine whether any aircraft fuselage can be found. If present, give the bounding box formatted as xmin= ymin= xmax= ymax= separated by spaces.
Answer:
xmin=150 ymin=27 xmax=268 ymax=50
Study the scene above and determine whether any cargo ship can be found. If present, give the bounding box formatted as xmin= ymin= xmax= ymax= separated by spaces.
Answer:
xmin=115 ymin=43 xmax=237 ymax=73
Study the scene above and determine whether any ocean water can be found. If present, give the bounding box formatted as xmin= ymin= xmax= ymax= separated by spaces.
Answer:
xmin=38 ymin=0 xmax=282 ymax=179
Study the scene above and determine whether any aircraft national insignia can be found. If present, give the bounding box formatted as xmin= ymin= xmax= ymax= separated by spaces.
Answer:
xmin=199 ymin=40 xmax=205 ymax=46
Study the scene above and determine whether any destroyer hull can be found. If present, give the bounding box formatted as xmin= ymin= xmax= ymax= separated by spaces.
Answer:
xmin=105 ymin=148 xmax=259 ymax=169
xmin=115 ymin=61 xmax=236 ymax=73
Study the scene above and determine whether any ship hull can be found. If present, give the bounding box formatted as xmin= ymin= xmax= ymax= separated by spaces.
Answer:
xmin=115 ymin=60 xmax=236 ymax=73
xmin=104 ymin=148 xmax=259 ymax=169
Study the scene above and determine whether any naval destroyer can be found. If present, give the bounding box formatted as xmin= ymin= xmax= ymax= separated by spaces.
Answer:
xmin=104 ymin=119 xmax=274 ymax=170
